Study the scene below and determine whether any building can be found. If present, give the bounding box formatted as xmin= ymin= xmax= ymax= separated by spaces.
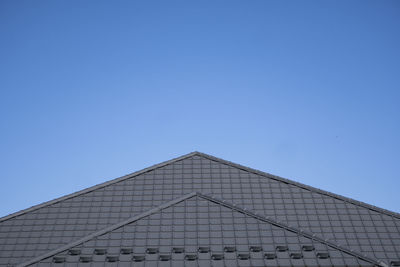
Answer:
xmin=0 ymin=152 xmax=399 ymax=266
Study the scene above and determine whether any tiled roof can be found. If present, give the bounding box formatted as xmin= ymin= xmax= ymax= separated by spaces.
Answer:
xmin=0 ymin=152 xmax=399 ymax=267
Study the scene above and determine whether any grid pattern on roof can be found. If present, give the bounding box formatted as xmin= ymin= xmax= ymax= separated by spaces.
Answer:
xmin=0 ymin=153 xmax=399 ymax=266
xmin=32 ymin=196 xmax=375 ymax=267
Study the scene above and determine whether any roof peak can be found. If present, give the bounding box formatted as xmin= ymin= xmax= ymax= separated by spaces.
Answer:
xmin=2 ymin=151 xmax=400 ymax=222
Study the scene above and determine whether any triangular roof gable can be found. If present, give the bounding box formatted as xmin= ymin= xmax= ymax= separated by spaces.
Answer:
xmin=0 ymin=152 xmax=399 ymax=266
xmin=2 ymin=152 xmax=398 ymax=222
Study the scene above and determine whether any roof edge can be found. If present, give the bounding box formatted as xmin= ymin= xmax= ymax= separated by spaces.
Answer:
xmin=3 ymin=151 xmax=398 ymax=223
xmin=195 ymin=152 xmax=400 ymax=219
xmin=0 ymin=152 xmax=198 ymax=222
xmin=197 ymin=192 xmax=386 ymax=267
xmin=17 ymin=192 xmax=198 ymax=267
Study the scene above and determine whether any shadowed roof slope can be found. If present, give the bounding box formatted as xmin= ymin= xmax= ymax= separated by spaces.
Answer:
xmin=0 ymin=152 xmax=399 ymax=267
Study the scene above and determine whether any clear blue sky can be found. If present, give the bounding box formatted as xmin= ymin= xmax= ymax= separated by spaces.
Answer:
xmin=0 ymin=1 xmax=399 ymax=217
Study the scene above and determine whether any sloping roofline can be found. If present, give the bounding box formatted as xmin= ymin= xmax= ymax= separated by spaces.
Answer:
xmin=199 ymin=193 xmax=385 ymax=267
xmin=0 ymin=152 xmax=199 ymax=222
xmin=17 ymin=192 xmax=198 ymax=267
xmin=17 ymin=192 xmax=385 ymax=267
xmin=2 ymin=151 xmax=399 ymax=223
xmin=196 ymin=152 xmax=400 ymax=219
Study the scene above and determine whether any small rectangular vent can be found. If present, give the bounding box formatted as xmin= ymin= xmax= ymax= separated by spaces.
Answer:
xmin=238 ymin=253 xmax=250 ymax=260
xmin=276 ymin=246 xmax=288 ymax=252
xmin=159 ymin=255 xmax=171 ymax=261
xmin=290 ymin=253 xmax=303 ymax=259
xmin=302 ymin=245 xmax=315 ymax=251
xmin=317 ymin=252 xmax=330 ymax=259
xmin=172 ymin=247 xmax=185 ymax=253
xmin=224 ymin=246 xmax=236 ymax=252
xmin=106 ymin=256 xmax=119 ymax=262
xmin=68 ymin=249 xmax=81 ymax=256
xmin=146 ymin=248 xmax=158 ymax=254
xmin=94 ymin=248 xmax=107 ymax=255
xmin=132 ymin=255 xmax=145 ymax=262
xmin=79 ymin=256 xmax=92 ymax=263
xmin=185 ymin=254 xmax=198 ymax=261
xmin=198 ymin=247 xmax=210 ymax=253
xmin=250 ymin=246 xmax=263 ymax=252
xmin=52 ymin=257 xmax=66 ymax=263
xmin=264 ymin=253 xmax=277 ymax=260
xmin=211 ymin=254 xmax=224 ymax=260
xmin=120 ymin=248 xmax=133 ymax=255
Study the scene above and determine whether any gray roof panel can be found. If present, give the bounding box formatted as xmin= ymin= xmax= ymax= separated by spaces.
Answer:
xmin=0 ymin=152 xmax=399 ymax=266
xmin=23 ymin=194 xmax=377 ymax=267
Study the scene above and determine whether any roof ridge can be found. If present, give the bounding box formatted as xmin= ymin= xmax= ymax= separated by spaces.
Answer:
xmin=195 ymin=152 xmax=400 ymax=219
xmin=197 ymin=192 xmax=386 ymax=267
xmin=6 ymin=151 xmax=397 ymax=223
xmin=17 ymin=192 xmax=198 ymax=267
xmin=0 ymin=152 xmax=198 ymax=222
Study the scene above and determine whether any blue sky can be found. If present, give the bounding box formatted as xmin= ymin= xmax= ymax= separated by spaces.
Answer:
xmin=0 ymin=1 xmax=399 ymax=217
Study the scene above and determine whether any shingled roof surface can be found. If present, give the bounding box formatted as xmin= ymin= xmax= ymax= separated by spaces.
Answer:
xmin=0 ymin=152 xmax=399 ymax=267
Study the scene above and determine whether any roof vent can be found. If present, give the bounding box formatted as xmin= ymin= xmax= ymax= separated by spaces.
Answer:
xmin=79 ymin=256 xmax=92 ymax=263
xmin=317 ymin=252 xmax=330 ymax=259
xmin=68 ymin=249 xmax=81 ymax=256
xmin=94 ymin=248 xmax=107 ymax=255
xmin=224 ymin=246 xmax=236 ymax=252
xmin=106 ymin=256 xmax=119 ymax=262
xmin=238 ymin=254 xmax=250 ymax=260
xmin=159 ymin=255 xmax=171 ymax=261
xmin=290 ymin=253 xmax=303 ymax=259
xmin=146 ymin=248 xmax=159 ymax=254
xmin=264 ymin=253 xmax=277 ymax=260
xmin=198 ymin=247 xmax=210 ymax=253
xmin=185 ymin=254 xmax=198 ymax=261
xmin=250 ymin=246 xmax=263 ymax=252
xmin=302 ymin=245 xmax=315 ymax=251
xmin=52 ymin=256 xmax=66 ymax=263
xmin=172 ymin=247 xmax=185 ymax=253
xmin=276 ymin=246 xmax=288 ymax=252
xmin=211 ymin=254 xmax=224 ymax=260
xmin=391 ymin=261 xmax=400 ymax=266
xmin=120 ymin=248 xmax=133 ymax=255
xmin=132 ymin=255 xmax=145 ymax=262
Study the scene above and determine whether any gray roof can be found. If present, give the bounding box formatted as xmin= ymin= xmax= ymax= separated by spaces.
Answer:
xmin=0 ymin=152 xmax=399 ymax=267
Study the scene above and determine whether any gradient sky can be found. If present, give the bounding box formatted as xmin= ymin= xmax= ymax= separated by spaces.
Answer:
xmin=0 ymin=1 xmax=399 ymax=217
